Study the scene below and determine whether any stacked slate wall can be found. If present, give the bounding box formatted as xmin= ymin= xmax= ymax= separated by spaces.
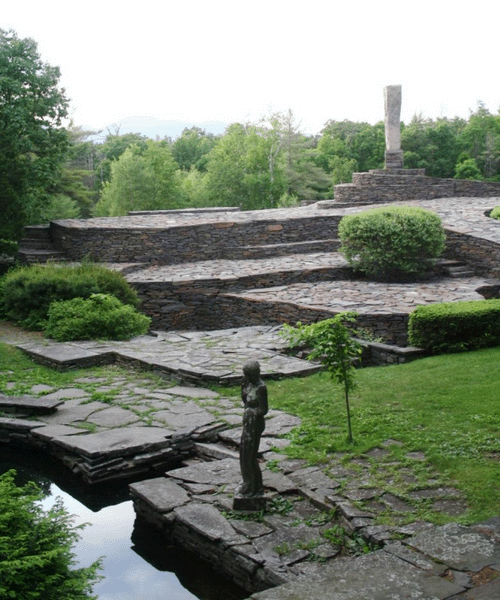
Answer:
xmin=334 ymin=170 xmax=500 ymax=205
xmin=50 ymin=214 xmax=343 ymax=265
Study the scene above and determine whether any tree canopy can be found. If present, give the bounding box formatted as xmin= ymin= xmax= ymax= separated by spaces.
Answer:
xmin=93 ymin=141 xmax=183 ymax=216
xmin=0 ymin=29 xmax=69 ymax=252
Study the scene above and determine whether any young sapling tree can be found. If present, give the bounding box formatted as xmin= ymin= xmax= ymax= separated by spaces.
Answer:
xmin=281 ymin=312 xmax=362 ymax=444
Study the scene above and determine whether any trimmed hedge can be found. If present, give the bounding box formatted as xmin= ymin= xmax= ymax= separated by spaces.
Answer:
xmin=338 ymin=206 xmax=446 ymax=281
xmin=45 ymin=293 xmax=151 ymax=341
xmin=1 ymin=263 xmax=139 ymax=329
xmin=408 ymin=299 xmax=500 ymax=353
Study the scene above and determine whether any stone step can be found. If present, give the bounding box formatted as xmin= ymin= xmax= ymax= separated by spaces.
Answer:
xmin=225 ymin=239 xmax=342 ymax=260
xmin=194 ymin=442 xmax=240 ymax=461
xmin=0 ymin=394 xmax=63 ymax=415
xmin=19 ymin=238 xmax=55 ymax=249
xmin=438 ymin=260 xmax=475 ymax=278
xmin=18 ymin=248 xmax=69 ymax=264
xmin=23 ymin=225 xmax=51 ymax=239
xmin=448 ymin=268 xmax=475 ymax=278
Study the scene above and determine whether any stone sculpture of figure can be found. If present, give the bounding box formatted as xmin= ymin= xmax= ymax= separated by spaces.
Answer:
xmin=233 ymin=360 xmax=268 ymax=510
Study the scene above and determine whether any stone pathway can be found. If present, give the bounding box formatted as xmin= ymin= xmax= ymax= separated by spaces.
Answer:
xmin=15 ymin=326 xmax=322 ymax=385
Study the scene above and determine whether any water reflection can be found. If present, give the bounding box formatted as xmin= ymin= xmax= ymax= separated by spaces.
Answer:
xmin=0 ymin=449 xmax=247 ymax=600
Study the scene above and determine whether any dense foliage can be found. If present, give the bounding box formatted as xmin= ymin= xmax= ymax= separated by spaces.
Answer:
xmin=93 ymin=140 xmax=183 ymax=216
xmin=1 ymin=263 xmax=139 ymax=329
xmin=45 ymin=293 xmax=151 ymax=341
xmin=339 ymin=206 xmax=446 ymax=281
xmin=0 ymin=29 xmax=69 ymax=252
xmin=0 ymin=470 xmax=102 ymax=599
xmin=408 ymin=299 xmax=500 ymax=353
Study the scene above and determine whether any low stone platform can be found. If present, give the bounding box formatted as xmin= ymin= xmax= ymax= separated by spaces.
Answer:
xmin=130 ymin=449 xmax=500 ymax=598
xmin=16 ymin=326 xmax=322 ymax=385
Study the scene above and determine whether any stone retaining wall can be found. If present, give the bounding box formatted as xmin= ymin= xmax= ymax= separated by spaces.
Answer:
xmin=50 ymin=214 xmax=344 ymax=265
xmin=335 ymin=170 xmax=500 ymax=205
xmin=445 ymin=230 xmax=500 ymax=278
xmin=137 ymin=288 xmax=410 ymax=346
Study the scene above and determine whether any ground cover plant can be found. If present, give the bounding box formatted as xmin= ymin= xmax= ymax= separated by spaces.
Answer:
xmin=338 ymin=205 xmax=446 ymax=281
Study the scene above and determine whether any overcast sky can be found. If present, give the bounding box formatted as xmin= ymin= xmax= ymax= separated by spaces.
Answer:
xmin=4 ymin=0 xmax=499 ymax=136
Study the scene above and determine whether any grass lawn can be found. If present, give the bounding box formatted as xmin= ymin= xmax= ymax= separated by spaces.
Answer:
xmin=1 ymin=337 xmax=500 ymax=525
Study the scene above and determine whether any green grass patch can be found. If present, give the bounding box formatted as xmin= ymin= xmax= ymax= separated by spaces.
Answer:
xmin=262 ymin=346 xmax=500 ymax=523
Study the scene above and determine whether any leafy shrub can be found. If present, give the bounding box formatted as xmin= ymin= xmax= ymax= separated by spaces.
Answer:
xmin=0 ymin=470 xmax=102 ymax=599
xmin=1 ymin=263 xmax=139 ymax=329
xmin=408 ymin=299 xmax=500 ymax=353
xmin=490 ymin=206 xmax=500 ymax=220
xmin=44 ymin=293 xmax=151 ymax=341
xmin=338 ymin=206 xmax=446 ymax=281
xmin=0 ymin=238 xmax=18 ymax=256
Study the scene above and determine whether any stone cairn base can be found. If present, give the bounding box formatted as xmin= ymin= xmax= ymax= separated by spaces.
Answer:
xmin=330 ymin=167 xmax=500 ymax=208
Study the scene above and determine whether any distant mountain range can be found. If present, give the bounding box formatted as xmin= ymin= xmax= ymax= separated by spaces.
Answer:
xmin=90 ymin=116 xmax=229 ymax=141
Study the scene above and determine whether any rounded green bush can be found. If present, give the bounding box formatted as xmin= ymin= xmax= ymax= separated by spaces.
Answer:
xmin=338 ymin=205 xmax=446 ymax=281
xmin=1 ymin=263 xmax=139 ymax=329
xmin=44 ymin=293 xmax=151 ymax=341
xmin=490 ymin=206 xmax=500 ymax=220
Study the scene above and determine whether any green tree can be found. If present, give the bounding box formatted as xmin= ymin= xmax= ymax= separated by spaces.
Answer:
xmin=0 ymin=470 xmax=102 ymax=599
xmin=171 ymin=126 xmax=218 ymax=172
xmin=93 ymin=131 xmax=148 ymax=189
xmin=281 ymin=313 xmax=362 ymax=444
xmin=93 ymin=140 xmax=182 ymax=216
xmin=454 ymin=156 xmax=483 ymax=180
xmin=277 ymin=110 xmax=330 ymax=200
xmin=329 ymin=155 xmax=358 ymax=186
xmin=458 ymin=103 xmax=500 ymax=179
xmin=316 ymin=120 xmax=384 ymax=181
xmin=402 ymin=115 xmax=466 ymax=178
xmin=204 ymin=122 xmax=287 ymax=210
xmin=0 ymin=29 xmax=69 ymax=252
xmin=52 ymin=124 xmax=100 ymax=218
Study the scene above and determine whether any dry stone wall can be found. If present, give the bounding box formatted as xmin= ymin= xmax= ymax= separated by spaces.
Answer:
xmin=50 ymin=214 xmax=343 ymax=265
xmin=334 ymin=170 xmax=500 ymax=205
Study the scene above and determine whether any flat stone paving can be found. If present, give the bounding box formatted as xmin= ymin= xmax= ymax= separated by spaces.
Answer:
xmin=57 ymin=196 xmax=500 ymax=240
xmin=17 ymin=326 xmax=322 ymax=385
xmin=232 ymin=275 xmax=492 ymax=316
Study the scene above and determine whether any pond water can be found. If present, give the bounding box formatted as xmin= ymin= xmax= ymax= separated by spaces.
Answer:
xmin=0 ymin=449 xmax=247 ymax=600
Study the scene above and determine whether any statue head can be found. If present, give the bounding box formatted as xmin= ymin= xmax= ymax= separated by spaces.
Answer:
xmin=243 ymin=360 xmax=261 ymax=382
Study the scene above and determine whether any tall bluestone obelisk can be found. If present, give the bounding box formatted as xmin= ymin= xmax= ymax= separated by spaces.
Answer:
xmin=384 ymin=85 xmax=403 ymax=169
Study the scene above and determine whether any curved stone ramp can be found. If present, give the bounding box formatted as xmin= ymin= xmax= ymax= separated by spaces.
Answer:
xmin=17 ymin=326 xmax=321 ymax=385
